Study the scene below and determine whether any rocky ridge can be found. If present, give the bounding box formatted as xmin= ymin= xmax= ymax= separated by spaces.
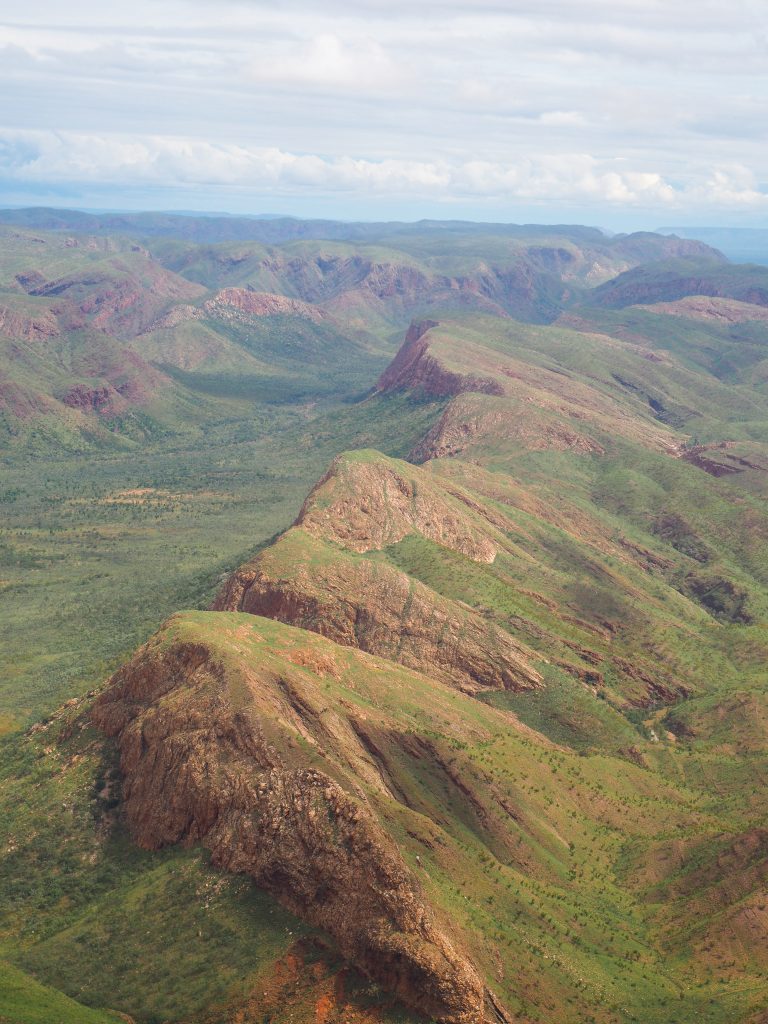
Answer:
xmin=213 ymin=450 xmax=543 ymax=694
xmin=91 ymin=613 xmax=511 ymax=1024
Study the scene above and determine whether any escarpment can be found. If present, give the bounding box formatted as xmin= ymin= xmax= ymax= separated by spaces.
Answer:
xmin=378 ymin=317 xmax=680 ymax=460
xmin=91 ymin=615 xmax=496 ymax=1024
xmin=295 ymin=450 xmax=507 ymax=562
xmin=204 ymin=287 xmax=330 ymax=323
xmin=214 ymin=450 xmax=542 ymax=693
xmin=410 ymin=393 xmax=607 ymax=463
xmin=376 ymin=320 xmax=504 ymax=398
xmin=213 ymin=530 xmax=541 ymax=694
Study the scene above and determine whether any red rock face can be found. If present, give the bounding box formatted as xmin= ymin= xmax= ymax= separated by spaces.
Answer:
xmin=214 ymin=548 xmax=541 ymax=695
xmin=28 ymin=260 xmax=204 ymax=338
xmin=61 ymin=384 xmax=125 ymax=415
xmin=0 ymin=305 xmax=60 ymax=341
xmin=92 ymin=633 xmax=497 ymax=1024
xmin=376 ymin=321 xmax=504 ymax=399
xmin=410 ymin=394 xmax=606 ymax=463
xmin=213 ymin=452 xmax=542 ymax=695
xmin=205 ymin=287 xmax=329 ymax=322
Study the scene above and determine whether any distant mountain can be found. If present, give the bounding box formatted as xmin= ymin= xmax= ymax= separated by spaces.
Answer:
xmin=0 ymin=205 xmax=725 ymax=252
xmin=587 ymin=257 xmax=768 ymax=309
xmin=659 ymin=226 xmax=768 ymax=265
xmin=0 ymin=219 xmax=723 ymax=452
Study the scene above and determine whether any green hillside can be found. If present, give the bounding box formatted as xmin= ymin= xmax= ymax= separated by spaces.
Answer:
xmin=2 ymin=216 xmax=768 ymax=1023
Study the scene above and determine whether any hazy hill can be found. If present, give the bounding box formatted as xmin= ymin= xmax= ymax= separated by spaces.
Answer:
xmin=659 ymin=226 xmax=768 ymax=265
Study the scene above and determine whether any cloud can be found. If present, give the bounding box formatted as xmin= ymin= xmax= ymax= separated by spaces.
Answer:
xmin=1 ymin=1 xmax=767 ymax=220
xmin=249 ymin=33 xmax=405 ymax=90
xmin=1 ymin=128 xmax=765 ymax=212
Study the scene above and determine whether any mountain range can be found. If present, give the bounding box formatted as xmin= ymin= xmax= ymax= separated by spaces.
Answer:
xmin=2 ymin=210 xmax=768 ymax=1024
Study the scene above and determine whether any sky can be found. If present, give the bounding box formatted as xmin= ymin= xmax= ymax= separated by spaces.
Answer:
xmin=1 ymin=0 xmax=767 ymax=228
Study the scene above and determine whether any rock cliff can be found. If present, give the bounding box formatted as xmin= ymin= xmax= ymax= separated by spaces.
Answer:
xmin=213 ymin=529 xmax=541 ymax=694
xmin=92 ymin=614 xmax=506 ymax=1024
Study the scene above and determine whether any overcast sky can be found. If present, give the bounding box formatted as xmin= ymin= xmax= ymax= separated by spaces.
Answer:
xmin=1 ymin=0 xmax=767 ymax=227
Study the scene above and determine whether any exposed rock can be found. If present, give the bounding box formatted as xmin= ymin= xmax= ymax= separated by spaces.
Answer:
xmin=376 ymin=321 xmax=504 ymax=399
xmin=213 ymin=530 xmax=542 ymax=694
xmin=91 ymin=619 xmax=498 ymax=1024
xmin=296 ymin=451 xmax=502 ymax=563
xmin=592 ymin=269 xmax=768 ymax=311
xmin=204 ymin=287 xmax=329 ymax=323
xmin=14 ymin=269 xmax=48 ymax=292
xmin=684 ymin=573 xmax=753 ymax=624
xmin=679 ymin=441 xmax=768 ymax=478
xmin=61 ymin=383 xmax=128 ymax=415
xmin=639 ymin=296 xmax=768 ymax=324
xmin=411 ymin=393 xmax=605 ymax=463
xmin=28 ymin=261 xmax=204 ymax=337
xmin=143 ymin=303 xmax=203 ymax=332
xmin=0 ymin=304 xmax=60 ymax=340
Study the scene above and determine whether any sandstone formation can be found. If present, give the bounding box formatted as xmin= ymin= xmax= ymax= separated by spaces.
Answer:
xmin=204 ymin=287 xmax=330 ymax=323
xmin=295 ymin=450 xmax=508 ymax=562
xmin=92 ymin=614 xmax=507 ymax=1024
xmin=376 ymin=321 xmax=505 ymax=398
xmin=214 ymin=449 xmax=542 ymax=693
xmin=411 ymin=392 xmax=606 ymax=462
xmin=639 ymin=295 xmax=768 ymax=324
xmin=213 ymin=529 xmax=541 ymax=694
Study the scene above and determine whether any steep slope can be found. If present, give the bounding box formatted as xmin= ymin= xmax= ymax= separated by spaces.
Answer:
xmin=214 ymin=451 xmax=543 ymax=694
xmin=89 ymin=609 xmax=768 ymax=1024
xmin=0 ymin=229 xmax=207 ymax=447
xmin=588 ymin=257 xmax=768 ymax=310
xmin=91 ymin=612 xmax=498 ymax=1024
xmin=152 ymin=228 xmax=722 ymax=331
xmin=6 ymin=216 xmax=768 ymax=1024
xmin=0 ymin=222 xmax=729 ymax=451
xmin=376 ymin=316 xmax=686 ymax=460
xmin=0 ymin=228 xmax=391 ymax=450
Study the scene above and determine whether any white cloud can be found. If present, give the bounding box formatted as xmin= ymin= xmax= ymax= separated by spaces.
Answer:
xmin=249 ymin=33 xmax=405 ymax=90
xmin=2 ymin=128 xmax=765 ymax=212
xmin=0 ymin=1 xmax=767 ymax=219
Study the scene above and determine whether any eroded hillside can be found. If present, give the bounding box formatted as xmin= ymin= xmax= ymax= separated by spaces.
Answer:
xmin=3 ymin=216 xmax=768 ymax=1024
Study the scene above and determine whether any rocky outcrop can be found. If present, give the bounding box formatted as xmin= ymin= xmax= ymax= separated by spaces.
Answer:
xmin=377 ymin=319 xmax=679 ymax=461
xmin=214 ymin=451 xmax=543 ymax=692
xmin=204 ymin=288 xmax=329 ymax=323
xmin=376 ymin=321 xmax=504 ymax=399
xmin=639 ymin=296 xmax=768 ymax=324
xmin=411 ymin=393 xmax=606 ymax=463
xmin=92 ymin=619 xmax=497 ymax=1024
xmin=679 ymin=441 xmax=768 ymax=478
xmin=28 ymin=260 xmax=204 ymax=338
xmin=213 ymin=530 xmax=541 ymax=694
xmin=0 ymin=304 xmax=60 ymax=340
xmin=61 ymin=383 xmax=127 ymax=415
xmin=295 ymin=451 xmax=504 ymax=562
xmin=591 ymin=266 xmax=768 ymax=311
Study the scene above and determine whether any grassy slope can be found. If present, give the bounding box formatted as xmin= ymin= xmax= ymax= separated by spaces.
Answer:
xmin=4 ymin=611 xmax=765 ymax=1023
xmin=3 ymin=234 xmax=768 ymax=1022
xmin=0 ymin=961 xmax=123 ymax=1024
xmin=0 ymin=392 xmax=444 ymax=730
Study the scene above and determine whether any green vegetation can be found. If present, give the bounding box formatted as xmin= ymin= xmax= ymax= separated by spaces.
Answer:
xmin=0 ymin=961 xmax=122 ymax=1024
xmin=0 ymin=390 xmax=443 ymax=728
xmin=3 ymin=216 xmax=768 ymax=1023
